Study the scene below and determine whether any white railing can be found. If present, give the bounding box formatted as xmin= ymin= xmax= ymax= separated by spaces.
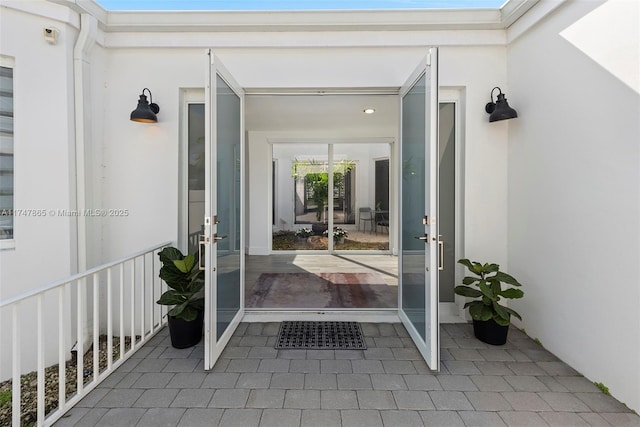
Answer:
xmin=0 ymin=242 xmax=172 ymax=427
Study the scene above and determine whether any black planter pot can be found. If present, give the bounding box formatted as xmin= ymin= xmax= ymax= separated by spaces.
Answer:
xmin=311 ymin=223 xmax=328 ymax=236
xmin=168 ymin=310 xmax=204 ymax=349
xmin=473 ymin=318 xmax=509 ymax=345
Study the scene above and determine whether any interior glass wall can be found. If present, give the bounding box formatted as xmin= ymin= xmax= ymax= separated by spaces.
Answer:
xmin=438 ymin=103 xmax=456 ymax=302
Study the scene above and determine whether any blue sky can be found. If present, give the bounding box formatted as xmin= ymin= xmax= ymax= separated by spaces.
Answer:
xmin=96 ymin=0 xmax=505 ymax=11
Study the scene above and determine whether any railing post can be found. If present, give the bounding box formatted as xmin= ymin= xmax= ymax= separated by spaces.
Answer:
xmin=12 ymin=303 xmax=21 ymax=427
xmin=107 ymin=268 xmax=113 ymax=370
xmin=37 ymin=294 xmax=44 ymax=426
xmin=92 ymin=274 xmax=99 ymax=381
xmin=58 ymin=286 xmax=66 ymax=413
xmin=119 ymin=263 xmax=124 ymax=360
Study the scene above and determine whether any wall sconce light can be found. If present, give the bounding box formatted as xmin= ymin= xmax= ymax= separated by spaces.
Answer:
xmin=130 ymin=88 xmax=160 ymax=123
xmin=485 ymin=87 xmax=517 ymax=122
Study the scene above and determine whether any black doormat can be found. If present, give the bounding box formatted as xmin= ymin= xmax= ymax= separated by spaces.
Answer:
xmin=275 ymin=321 xmax=367 ymax=350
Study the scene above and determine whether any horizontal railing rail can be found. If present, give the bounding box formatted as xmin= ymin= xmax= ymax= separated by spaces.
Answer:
xmin=1 ymin=241 xmax=173 ymax=427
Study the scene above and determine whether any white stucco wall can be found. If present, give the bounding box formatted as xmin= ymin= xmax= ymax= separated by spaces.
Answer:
xmin=0 ymin=3 xmax=77 ymax=379
xmin=507 ymin=0 xmax=640 ymax=412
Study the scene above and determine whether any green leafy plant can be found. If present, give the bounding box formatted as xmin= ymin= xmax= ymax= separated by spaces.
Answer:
xmin=323 ymin=226 xmax=348 ymax=242
xmin=295 ymin=227 xmax=313 ymax=238
xmin=454 ymin=259 xmax=524 ymax=326
xmin=594 ymin=382 xmax=610 ymax=395
xmin=156 ymin=247 xmax=204 ymax=321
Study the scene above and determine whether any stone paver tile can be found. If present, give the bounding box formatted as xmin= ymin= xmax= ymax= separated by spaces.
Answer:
xmin=392 ymin=390 xmax=435 ymax=410
xmin=540 ymin=412 xmax=590 ymax=426
xmin=247 ymin=346 xmax=278 ymax=359
xmin=52 ymin=407 xmax=92 ymax=426
xmin=370 ymin=374 xmax=407 ymax=390
xmin=136 ymin=408 xmax=185 ymax=427
xmin=129 ymin=346 xmax=155 ymax=359
xmin=221 ymin=346 xmax=250 ymax=359
xmin=261 ymin=322 xmax=280 ymax=336
xmin=499 ymin=411 xmax=550 ymax=426
xmin=539 ymin=392 xmax=591 ymax=412
xmin=260 ymin=408 xmax=301 ymax=427
xmin=290 ymin=359 xmax=320 ymax=374
xmin=365 ymin=337 xmax=377 ymax=347
xmin=441 ymin=348 xmax=454 ymax=361
xmin=600 ymin=413 xmax=640 ymax=426
xmin=393 ymin=323 xmax=410 ymax=337
xmin=356 ymin=390 xmax=396 ymax=409
xmin=506 ymin=362 xmax=546 ymax=376
xmin=351 ymin=359 xmax=385 ymax=374
xmin=465 ymin=391 xmax=512 ymax=411
xmin=575 ymin=392 xmax=634 ymax=412
xmin=166 ymin=372 xmax=206 ymax=388
xmin=449 ymin=348 xmax=485 ymax=361
xmin=382 ymin=360 xmax=417 ymax=374
xmin=270 ymin=373 xmax=304 ymax=389
xmin=578 ymin=412 xmax=613 ymax=426
xmin=438 ymin=375 xmax=478 ymax=391
xmin=158 ymin=347 xmax=194 ymax=359
xmin=320 ymin=390 xmax=359 ymax=409
xmin=177 ymin=408 xmax=224 ymax=427
xmin=377 ymin=323 xmax=397 ymax=336
xmin=239 ymin=336 xmax=268 ymax=346
xmin=218 ymin=408 xmax=262 ymax=427
xmin=278 ymin=349 xmax=307 ymax=359
xmin=116 ymin=358 xmax=141 ymax=372
xmin=132 ymin=358 xmax=170 ymax=373
xmin=301 ymin=409 xmax=341 ymax=427
xmin=336 ymin=373 xmax=372 ymax=390
xmin=459 ymin=411 xmax=508 ymax=427
xmin=428 ymin=390 xmax=474 ymax=410
xmin=94 ymin=408 xmax=146 ymax=426
xmin=133 ymin=389 xmax=179 ymax=408
xmin=475 ymin=361 xmax=515 ymax=375
xmin=412 ymin=359 xmax=434 ymax=374
xmin=284 ymin=389 xmax=321 ymax=409
xmin=307 ymin=349 xmax=335 ymax=359
xmin=76 ymin=388 xmax=110 ymax=407
xmin=245 ymin=323 xmax=264 ymax=335
xmin=341 ymin=409 xmax=383 ymax=427
xmin=537 ymin=361 xmax=581 ymax=376
xmin=420 ymin=410 xmax=465 ymax=426
xmin=442 ymin=360 xmax=481 ymax=375
xmin=363 ymin=347 xmax=395 ymax=360
xmin=380 ymin=410 xmax=423 ymax=427
xmin=502 ymin=391 xmax=553 ymax=411
xmin=504 ymin=375 xmax=549 ymax=392
xmin=454 ymin=338 xmax=489 ymax=349
xmin=361 ymin=323 xmax=381 ymax=336
xmin=236 ymin=372 xmax=272 ymax=389
xmin=234 ymin=322 xmax=249 ymax=335
xmin=470 ymin=375 xmax=514 ymax=392
xmin=209 ymin=388 xmax=250 ymax=408
xmin=305 ymin=373 xmax=337 ymax=390
xmin=226 ymin=358 xmax=260 ymax=373
xmin=403 ymin=374 xmax=442 ymax=390
xmin=391 ymin=348 xmax=422 ymax=360
xmin=246 ymin=389 xmax=285 ymax=409
xmin=521 ymin=348 xmax=559 ymax=362
xmin=111 ymin=372 xmax=142 ymax=388
xmin=373 ymin=337 xmax=404 ymax=347
xmin=555 ymin=376 xmax=601 ymax=393
xmin=211 ymin=358 xmax=230 ymax=373
xmin=335 ymin=349 xmax=364 ymax=360
xmin=320 ymin=359 xmax=352 ymax=373
xmin=507 ymin=349 xmax=533 ymax=362
xmin=537 ymin=376 xmax=570 ymax=392
xmin=96 ymin=389 xmax=144 ymax=408
xmin=441 ymin=336 xmax=460 ymax=349
xmin=478 ymin=349 xmax=516 ymax=362
xmin=257 ymin=359 xmax=290 ymax=373
xmin=97 ymin=372 xmax=127 ymax=388
xmin=170 ymin=388 xmax=214 ymax=408
xmin=201 ymin=372 xmax=239 ymax=388
xmin=131 ymin=372 xmax=175 ymax=388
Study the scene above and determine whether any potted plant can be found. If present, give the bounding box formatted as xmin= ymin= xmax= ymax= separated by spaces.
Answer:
xmin=157 ymin=247 xmax=205 ymax=349
xmin=295 ymin=227 xmax=313 ymax=241
xmin=454 ymin=259 xmax=524 ymax=345
xmin=323 ymin=226 xmax=348 ymax=244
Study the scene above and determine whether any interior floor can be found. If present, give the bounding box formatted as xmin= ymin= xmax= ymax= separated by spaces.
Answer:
xmin=245 ymin=254 xmax=398 ymax=309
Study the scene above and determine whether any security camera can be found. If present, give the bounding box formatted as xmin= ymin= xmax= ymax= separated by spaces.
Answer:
xmin=43 ymin=27 xmax=59 ymax=44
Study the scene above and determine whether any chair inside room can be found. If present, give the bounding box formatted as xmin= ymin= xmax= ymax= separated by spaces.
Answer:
xmin=375 ymin=210 xmax=389 ymax=234
xmin=358 ymin=207 xmax=374 ymax=233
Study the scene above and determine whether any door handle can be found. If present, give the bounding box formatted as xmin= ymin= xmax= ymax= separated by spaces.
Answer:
xmin=198 ymin=235 xmax=207 ymax=271
xmin=414 ymin=234 xmax=428 ymax=242
xmin=438 ymin=239 xmax=444 ymax=271
xmin=213 ymin=234 xmax=227 ymax=243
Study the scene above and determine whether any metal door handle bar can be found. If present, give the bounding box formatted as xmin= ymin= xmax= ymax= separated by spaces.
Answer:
xmin=213 ymin=234 xmax=227 ymax=242
xmin=414 ymin=234 xmax=428 ymax=241
xmin=198 ymin=235 xmax=207 ymax=271
xmin=438 ymin=240 xmax=444 ymax=271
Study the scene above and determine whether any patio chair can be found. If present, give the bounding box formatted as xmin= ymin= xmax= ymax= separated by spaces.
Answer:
xmin=375 ymin=211 xmax=389 ymax=234
xmin=358 ymin=207 xmax=374 ymax=233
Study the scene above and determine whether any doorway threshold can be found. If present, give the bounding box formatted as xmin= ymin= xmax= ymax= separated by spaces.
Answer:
xmin=243 ymin=309 xmax=399 ymax=323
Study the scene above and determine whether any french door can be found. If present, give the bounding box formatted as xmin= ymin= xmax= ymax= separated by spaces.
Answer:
xmin=203 ymin=51 xmax=245 ymax=370
xmin=398 ymin=48 xmax=440 ymax=369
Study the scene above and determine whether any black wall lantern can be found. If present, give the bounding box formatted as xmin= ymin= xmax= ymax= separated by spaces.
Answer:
xmin=130 ymin=88 xmax=160 ymax=123
xmin=485 ymin=87 xmax=517 ymax=122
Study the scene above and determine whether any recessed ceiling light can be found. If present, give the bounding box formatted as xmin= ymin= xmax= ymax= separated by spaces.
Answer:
xmin=363 ymin=108 xmax=376 ymax=114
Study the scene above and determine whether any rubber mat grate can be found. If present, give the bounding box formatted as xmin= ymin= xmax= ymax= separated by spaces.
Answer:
xmin=275 ymin=321 xmax=367 ymax=350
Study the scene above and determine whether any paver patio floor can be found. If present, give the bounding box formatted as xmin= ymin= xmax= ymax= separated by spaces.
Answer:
xmin=54 ymin=322 xmax=640 ymax=426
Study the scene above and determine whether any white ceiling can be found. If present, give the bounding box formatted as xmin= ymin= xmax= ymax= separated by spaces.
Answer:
xmin=245 ymin=94 xmax=399 ymax=132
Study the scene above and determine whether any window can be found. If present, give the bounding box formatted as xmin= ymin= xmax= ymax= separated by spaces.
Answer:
xmin=0 ymin=60 xmax=14 ymax=240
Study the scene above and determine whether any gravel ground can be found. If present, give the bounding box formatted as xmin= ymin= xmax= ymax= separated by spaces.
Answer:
xmin=0 ymin=335 xmax=139 ymax=426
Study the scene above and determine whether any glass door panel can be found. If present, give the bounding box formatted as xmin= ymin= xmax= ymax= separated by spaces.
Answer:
xmin=399 ymin=48 xmax=440 ymax=369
